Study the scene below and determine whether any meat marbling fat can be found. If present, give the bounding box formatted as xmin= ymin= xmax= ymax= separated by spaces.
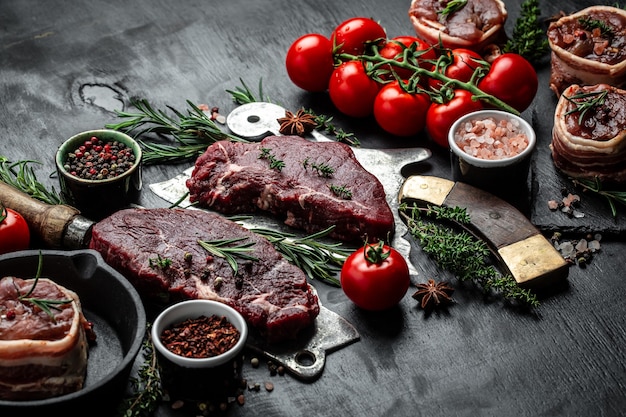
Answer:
xmin=0 ymin=277 xmax=89 ymax=400
xmin=186 ymin=135 xmax=395 ymax=243
xmin=89 ymin=208 xmax=320 ymax=343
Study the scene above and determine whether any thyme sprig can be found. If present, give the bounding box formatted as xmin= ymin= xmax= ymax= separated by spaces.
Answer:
xmin=438 ymin=0 xmax=468 ymax=20
xmin=572 ymin=177 xmax=626 ymax=217
xmin=13 ymin=252 xmax=73 ymax=321
xmin=400 ymin=203 xmax=539 ymax=307
xmin=329 ymin=184 xmax=352 ymax=200
xmin=197 ymin=237 xmax=259 ymax=276
xmin=106 ymin=98 xmax=244 ymax=165
xmin=118 ymin=325 xmax=162 ymax=417
xmin=248 ymin=225 xmax=351 ymax=286
xmin=303 ymin=157 xmax=335 ymax=177
xmin=259 ymin=147 xmax=285 ymax=171
xmin=503 ymin=0 xmax=550 ymax=63
xmin=564 ymin=89 xmax=608 ymax=124
xmin=0 ymin=156 xmax=63 ymax=205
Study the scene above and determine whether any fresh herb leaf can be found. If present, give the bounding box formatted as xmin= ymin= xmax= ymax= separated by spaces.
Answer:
xmin=437 ymin=0 xmax=468 ymax=20
xmin=148 ymin=255 xmax=172 ymax=270
xmin=197 ymin=237 xmax=258 ymax=276
xmin=259 ymin=147 xmax=285 ymax=171
xmin=0 ymin=157 xmax=64 ymax=205
xmin=578 ymin=16 xmax=614 ymax=38
xmin=328 ymin=184 xmax=352 ymax=200
xmin=564 ymin=89 xmax=608 ymax=125
xmin=503 ymin=0 xmax=550 ymax=63
xmin=572 ymin=177 xmax=626 ymax=217
xmin=226 ymin=78 xmax=271 ymax=105
xmin=400 ymin=203 xmax=539 ymax=307
xmin=106 ymin=98 xmax=244 ymax=165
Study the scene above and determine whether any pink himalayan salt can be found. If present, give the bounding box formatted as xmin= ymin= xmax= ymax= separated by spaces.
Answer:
xmin=454 ymin=117 xmax=529 ymax=160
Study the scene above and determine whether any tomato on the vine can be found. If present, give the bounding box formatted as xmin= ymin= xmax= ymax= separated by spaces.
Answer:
xmin=379 ymin=36 xmax=436 ymax=80
xmin=428 ymin=48 xmax=484 ymax=90
xmin=331 ymin=17 xmax=386 ymax=55
xmin=340 ymin=241 xmax=410 ymax=311
xmin=374 ymin=81 xmax=431 ymax=137
xmin=285 ymin=33 xmax=335 ymax=92
xmin=328 ymin=60 xmax=380 ymax=118
xmin=0 ymin=205 xmax=30 ymax=255
xmin=477 ymin=53 xmax=538 ymax=112
xmin=426 ymin=89 xmax=483 ymax=147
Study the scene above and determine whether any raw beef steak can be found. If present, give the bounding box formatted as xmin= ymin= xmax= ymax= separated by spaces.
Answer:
xmin=186 ymin=135 xmax=394 ymax=242
xmin=89 ymin=208 xmax=320 ymax=343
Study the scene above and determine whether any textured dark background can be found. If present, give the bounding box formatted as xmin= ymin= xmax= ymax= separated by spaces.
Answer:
xmin=1 ymin=0 xmax=625 ymax=416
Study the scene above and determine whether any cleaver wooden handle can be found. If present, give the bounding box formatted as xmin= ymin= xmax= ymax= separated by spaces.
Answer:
xmin=0 ymin=181 xmax=92 ymax=248
xmin=398 ymin=175 xmax=568 ymax=288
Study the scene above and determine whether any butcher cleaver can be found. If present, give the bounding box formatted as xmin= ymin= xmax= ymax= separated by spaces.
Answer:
xmin=149 ymin=101 xmax=432 ymax=276
xmin=398 ymin=175 xmax=569 ymax=288
xmin=0 ymin=181 xmax=358 ymax=381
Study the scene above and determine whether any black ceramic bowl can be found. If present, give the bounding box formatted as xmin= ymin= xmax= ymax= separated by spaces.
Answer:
xmin=55 ymin=129 xmax=143 ymax=221
xmin=0 ymin=249 xmax=146 ymax=416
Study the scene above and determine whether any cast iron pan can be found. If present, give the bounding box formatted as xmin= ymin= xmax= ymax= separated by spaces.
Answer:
xmin=0 ymin=249 xmax=146 ymax=416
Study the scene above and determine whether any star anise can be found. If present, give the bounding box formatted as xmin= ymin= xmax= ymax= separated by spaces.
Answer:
xmin=277 ymin=109 xmax=317 ymax=136
xmin=412 ymin=279 xmax=454 ymax=310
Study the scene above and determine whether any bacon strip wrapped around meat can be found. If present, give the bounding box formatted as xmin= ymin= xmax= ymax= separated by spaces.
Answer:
xmin=551 ymin=83 xmax=626 ymax=183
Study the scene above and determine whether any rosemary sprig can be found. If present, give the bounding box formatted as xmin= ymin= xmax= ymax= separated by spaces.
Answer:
xmin=0 ymin=156 xmax=64 ymax=205
xmin=118 ymin=325 xmax=162 ymax=417
xmin=578 ymin=16 xmax=614 ymax=38
xmin=106 ymin=98 xmax=244 ymax=165
xmin=225 ymin=78 xmax=271 ymax=105
xmin=13 ymin=252 xmax=73 ymax=320
xmin=503 ymin=0 xmax=550 ymax=63
xmin=400 ymin=203 xmax=539 ymax=307
xmin=438 ymin=0 xmax=468 ymax=20
xmin=249 ymin=225 xmax=352 ymax=286
xmin=259 ymin=147 xmax=285 ymax=171
xmin=197 ymin=237 xmax=259 ymax=276
xmin=328 ymin=184 xmax=352 ymax=200
xmin=572 ymin=177 xmax=626 ymax=217
xmin=564 ymin=89 xmax=608 ymax=125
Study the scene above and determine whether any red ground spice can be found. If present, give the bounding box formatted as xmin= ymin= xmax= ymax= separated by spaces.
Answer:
xmin=160 ymin=315 xmax=240 ymax=358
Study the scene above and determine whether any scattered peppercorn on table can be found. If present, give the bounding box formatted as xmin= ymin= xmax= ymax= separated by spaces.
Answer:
xmin=1 ymin=0 xmax=626 ymax=416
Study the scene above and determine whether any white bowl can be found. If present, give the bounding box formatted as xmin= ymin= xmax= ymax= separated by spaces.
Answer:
xmin=447 ymin=110 xmax=536 ymax=199
xmin=151 ymin=300 xmax=248 ymax=369
xmin=448 ymin=110 xmax=536 ymax=168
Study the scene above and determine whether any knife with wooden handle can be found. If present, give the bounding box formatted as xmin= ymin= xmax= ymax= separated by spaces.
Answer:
xmin=398 ymin=175 xmax=569 ymax=288
xmin=0 ymin=181 xmax=94 ymax=249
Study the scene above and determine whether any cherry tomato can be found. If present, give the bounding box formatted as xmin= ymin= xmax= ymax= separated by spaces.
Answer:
xmin=379 ymin=36 xmax=436 ymax=80
xmin=426 ymin=89 xmax=483 ymax=147
xmin=331 ymin=17 xmax=386 ymax=55
xmin=340 ymin=241 xmax=410 ymax=311
xmin=478 ymin=53 xmax=538 ymax=112
xmin=285 ymin=33 xmax=335 ymax=92
xmin=374 ymin=81 xmax=431 ymax=137
xmin=0 ymin=206 xmax=30 ymax=255
xmin=328 ymin=60 xmax=380 ymax=118
xmin=428 ymin=48 xmax=484 ymax=90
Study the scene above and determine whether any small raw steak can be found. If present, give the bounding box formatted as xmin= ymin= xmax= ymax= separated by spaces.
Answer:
xmin=89 ymin=208 xmax=320 ymax=343
xmin=186 ymin=135 xmax=394 ymax=242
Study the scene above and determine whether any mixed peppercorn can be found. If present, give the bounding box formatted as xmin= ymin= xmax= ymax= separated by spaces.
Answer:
xmin=64 ymin=136 xmax=136 ymax=180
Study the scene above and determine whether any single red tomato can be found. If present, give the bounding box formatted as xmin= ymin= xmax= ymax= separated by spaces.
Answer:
xmin=340 ymin=241 xmax=410 ymax=311
xmin=285 ymin=33 xmax=335 ymax=92
xmin=328 ymin=60 xmax=380 ymax=118
xmin=478 ymin=53 xmax=538 ymax=112
xmin=379 ymin=36 xmax=436 ymax=80
xmin=374 ymin=81 xmax=431 ymax=136
xmin=428 ymin=48 xmax=484 ymax=90
xmin=331 ymin=17 xmax=386 ymax=55
xmin=426 ymin=89 xmax=483 ymax=147
xmin=0 ymin=206 xmax=30 ymax=255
